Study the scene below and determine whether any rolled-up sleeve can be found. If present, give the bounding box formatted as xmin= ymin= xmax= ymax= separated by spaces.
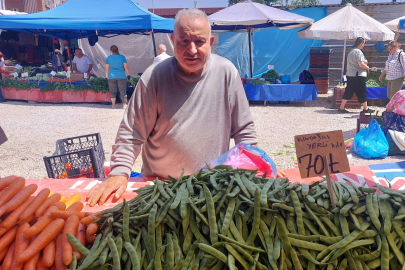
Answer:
xmin=109 ymin=80 xmax=158 ymax=178
xmin=229 ymin=71 xmax=258 ymax=145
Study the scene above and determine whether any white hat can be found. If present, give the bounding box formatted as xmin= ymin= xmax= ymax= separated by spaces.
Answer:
xmin=54 ymin=49 xmax=60 ymax=53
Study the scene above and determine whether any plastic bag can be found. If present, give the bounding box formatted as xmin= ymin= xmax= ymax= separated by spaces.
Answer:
xmin=204 ymin=142 xmax=277 ymax=178
xmin=352 ymin=119 xmax=389 ymax=159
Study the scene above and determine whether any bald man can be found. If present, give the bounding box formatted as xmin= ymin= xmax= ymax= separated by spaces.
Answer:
xmin=153 ymin=44 xmax=171 ymax=64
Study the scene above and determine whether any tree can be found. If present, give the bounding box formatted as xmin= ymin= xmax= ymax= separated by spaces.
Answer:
xmin=290 ymin=0 xmax=321 ymax=8
xmin=340 ymin=0 xmax=365 ymax=4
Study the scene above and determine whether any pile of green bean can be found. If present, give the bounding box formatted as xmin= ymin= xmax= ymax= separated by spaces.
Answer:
xmin=69 ymin=166 xmax=405 ymax=270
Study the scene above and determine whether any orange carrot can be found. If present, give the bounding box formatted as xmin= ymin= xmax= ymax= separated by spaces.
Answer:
xmin=0 ymin=175 xmax=18 ymax=191
xmin=50 ymin=264 xmax=57 ymax=270
xmin=0 ymin=244 xmax=9 ymax=261
xmin=0 ymin=197 xmax=34 ymax=231
xmin=0 ymin=225 xmax=18 ymax=252
xmin=65 ymin=201 xmax=83 ymax=212
xmin=0 ymin=177 xmax=25 ymax=208
xmin=24 ymin=206 xmax=58 ymax=239
xmin=86 ymin=223 xmax=99 ymax=235
xmin=75 ymin=223 xmax=86 ymax=260
xmin=2 ymin=242 xmax=15 ymax=270
xmin=22 ymin=248 xmax=40 ymax=270
xmin=59 ymin=196 xmax=66 ymax=203
xmin=50 ymin=210 xmax=88 ymax=220
xmin=54 ymin=233 xmax=66 ymax=270
xmin=50 ymin=202 xmax=66 ymax=211
xmin=19 ymin=188 xmax=50 ymax=222
xmin=10 ymin=223 xmax=30 ymax=270
xmin=25 ymin=214 xmax=35 ymax=224
xmin=42 ymin=240 xmax=55 ymax=267
xmin=62 ymin=215 xmax=79 ymax=266
xmin=80 ymin=214 xmax=100 ymax=225
xmin=35 ymin=194 xmax=62 ymax=217
xmin=65 ymin=194 xmax=81 ymax=208
xmin=36 ymin=255 xmax=49 ymax=270
xmin=85 ymin=233 xmax=96 ymax=244
xmin=16 ymin=218 xmax=65 ymax=264
xmin=0 ymin=184 xmax=38 ymax=217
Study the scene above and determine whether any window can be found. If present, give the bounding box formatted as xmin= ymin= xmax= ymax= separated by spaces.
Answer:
xmin=45 ymin=0 xmax=51 ymax=5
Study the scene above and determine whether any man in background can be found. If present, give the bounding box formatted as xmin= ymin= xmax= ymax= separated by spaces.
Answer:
xmin=153 ymin=44 xmax=171 ymax=64
xmin=72 ymin=48 xmax=93 ymax=78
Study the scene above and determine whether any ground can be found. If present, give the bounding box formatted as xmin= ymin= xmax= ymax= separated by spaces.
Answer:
xmin=0 ymin=94 xmax=403 ymax=179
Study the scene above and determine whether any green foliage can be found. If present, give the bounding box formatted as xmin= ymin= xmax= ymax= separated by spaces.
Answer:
xmin=340 ymin=0 xmax=364 ymax=5
xmin=251 ymin=80 xmax=271 ymax=85
xmin=290 ymin=0 xmax=321 ymax=7
xmin=228 ymin=0 xmax=279 ymax=6
xmin=127 ymin=76 xmax=140 ymax=87
xmin=261 ymin=70 xmax=280 ymax=79
xmin=0 ymin=79 xmax=37 ymax=90
xmin=88 ymin=77 xmax=109 ymax=93
xmin=366 ymin=71 xmax=387 ymax=87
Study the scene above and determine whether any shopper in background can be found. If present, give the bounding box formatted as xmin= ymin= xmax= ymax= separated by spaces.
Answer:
xmin=153 ymin=44 xmax=171 ymax=64
xmin=339 ymin=37 xmax=375 ymax=114
xmin=52 ymin=49 xmax=64 ymax=72
xmin=379 ymin=41 xmax=405 ymax=99
xmin=106 ymin=45 xmax=130 ymax=109
xmin=72 ymin=48 xmax=93 ymax=78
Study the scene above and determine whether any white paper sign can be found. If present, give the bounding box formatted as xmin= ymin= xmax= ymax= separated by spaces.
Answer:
xmin=84 ymin=73 xmax=88 ymax=79
xmin=13 ymin=72 xmax=18 ymax=78
xmin=50 ymin=71 xmax=56 ymax=76
xmin=97 ymin=64 xmax=101 ymax=69
xmin=62 ymin=71 xmax=67 ymax=76
xmin=14 ymin=64 xmax=22 ymax=70
xmin=21 ymin=72 xmax=28 ymax=78
xmin=66 ymin=71 xmax=71 ymax=78
xmin=267 ymin=65 xmax=274 ymax=70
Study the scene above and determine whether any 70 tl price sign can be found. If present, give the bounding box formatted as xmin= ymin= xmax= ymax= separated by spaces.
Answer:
xmin=294 ymin=130 xmax=350 ymax=179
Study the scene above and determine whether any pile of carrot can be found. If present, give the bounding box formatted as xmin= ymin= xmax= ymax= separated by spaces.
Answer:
xmin=0 ymin=175 xmax=98 ymax=270
xmin=47 ymin=78 xmax=77 ymax=83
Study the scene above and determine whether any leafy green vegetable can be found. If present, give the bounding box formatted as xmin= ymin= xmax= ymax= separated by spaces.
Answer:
xmin=366 ymin=71 xmax=387 ymax=87
xmin=88 ymin=77 xmax=109 ymax=93
xmin=0 ymin=79 xmax=37 ymax=90
xmin=261 ymin=70 xmax=279 ymax=79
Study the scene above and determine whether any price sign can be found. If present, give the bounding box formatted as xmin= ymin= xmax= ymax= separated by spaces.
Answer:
xmin=50 ymin=71 xmax=56 ymax=76
xmin=267 ymin=65 xmax=274 ymax=70
xmin=294 ymin=130 xmax=350 ymax=178
xmin=84 ymin=72 xmax=88 ymax=79
xmin=66 ymin=71 xmax=71 ymax=78
xmin=14 ymin=64 xmax=22 ymax=70
xmin=62 ymin=71 xmax=67 ymax=76
xmin=12 ymin=72 xmax=18 ymax=78
xmin=21 ymin=72 xmax=28 ymax=78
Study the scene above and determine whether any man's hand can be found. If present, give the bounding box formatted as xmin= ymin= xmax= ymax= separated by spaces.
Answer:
xmin=86 ymin=175 xmax=128 ymax=207
xmin=379 ymin=74 xmax=384 ymax=81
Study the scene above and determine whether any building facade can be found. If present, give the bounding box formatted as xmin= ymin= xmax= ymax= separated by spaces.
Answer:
xmin=3 ymin=0 xmax=68 ymax=13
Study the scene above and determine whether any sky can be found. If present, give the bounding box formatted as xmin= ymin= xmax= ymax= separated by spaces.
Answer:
xmin=135 ymin=0 xmax=395 ymax=9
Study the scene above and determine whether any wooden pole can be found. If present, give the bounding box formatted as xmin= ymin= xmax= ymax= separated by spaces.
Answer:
xmin=323 ymin=156 xmax=336 ymax=209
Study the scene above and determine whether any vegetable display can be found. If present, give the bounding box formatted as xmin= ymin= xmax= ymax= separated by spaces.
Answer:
xmin=0 ymin=175 xmax=90 ymax=269
xmin=68 ymin=166 xmax=405 ymax=270
xmin=261 ymin=70 xmax=280 ymax=80
xmin=366 ymin=71 xmax=387 ymax=87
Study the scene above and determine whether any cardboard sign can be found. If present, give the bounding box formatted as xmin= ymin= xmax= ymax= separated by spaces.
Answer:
xmin=0 ymin=126 xmax=7 ymax=146
xmin=294 ymin=130 xmax=350 ymax=178
xmin=21 ymin=72 xmax=28 ymax=78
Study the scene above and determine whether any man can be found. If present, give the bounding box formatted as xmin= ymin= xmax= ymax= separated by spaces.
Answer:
xmin=87 ymin=8 xmax=258 ymax=206
xmin=72 ymin=48 xmax=93 ymax=78
xmin=153 ymin=44 xmax=171 ymax=64
xmin=52 ymin=49 xmax=65 ymax=72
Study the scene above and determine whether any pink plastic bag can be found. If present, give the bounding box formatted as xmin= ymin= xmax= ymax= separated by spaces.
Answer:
xmin=204 ymin=143 xmax=277 ymax=178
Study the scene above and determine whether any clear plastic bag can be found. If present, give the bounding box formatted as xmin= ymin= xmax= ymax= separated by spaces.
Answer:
xmin=204 ymin=142 xmax=277 ymax=178
xmin=353 ymin=119 xmax=389 ymax=159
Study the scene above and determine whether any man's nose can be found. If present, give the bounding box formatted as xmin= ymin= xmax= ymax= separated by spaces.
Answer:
xmin=187 ymin=42 xmax=197 ymax=55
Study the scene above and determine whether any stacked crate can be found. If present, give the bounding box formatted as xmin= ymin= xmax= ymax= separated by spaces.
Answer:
xmin=309 ymin=47 xmax=331 ymax=94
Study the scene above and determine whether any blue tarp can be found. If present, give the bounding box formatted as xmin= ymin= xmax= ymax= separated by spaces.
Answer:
xmin=243 ymin=84 xmax=318 ymax=101
xmin=217 ymin=7 xmax=327 ymax=81
xmin=0 ymin=0 xmax=174 ymax=40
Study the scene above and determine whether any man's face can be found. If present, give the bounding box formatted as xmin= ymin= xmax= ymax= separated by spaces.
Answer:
xmin=75 ymin=49 xmax=83 ymax=58
xmin=171 ymin=16 xmax=214 ymax=76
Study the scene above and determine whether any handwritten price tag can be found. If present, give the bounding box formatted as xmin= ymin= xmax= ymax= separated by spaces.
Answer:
xmin=14 ymin=64 xmax=22 ymax=70
xmin=66 ymin=71 xmax=71 ymax=78
xmin=294 ymin=130 xmax=350 ymax=178
xmin=21 ymin=72 xmax=28 ymax=77
xmin=12 ymin=72 xmax=18 ymax=78
xmin=50 ymin=71 xmax=56 ymax=76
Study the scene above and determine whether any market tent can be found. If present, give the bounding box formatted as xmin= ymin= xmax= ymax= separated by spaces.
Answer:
xmin=385 ymin=15 xmax=405 ymax=33
xmin=208 ymin=0 xmax=314 ymax=77
xmin=298 ymin=3 xmax=394 ymax=80
xmin=0 ymin=0 xmax=174 ymax=40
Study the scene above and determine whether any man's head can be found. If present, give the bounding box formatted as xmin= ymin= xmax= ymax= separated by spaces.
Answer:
xmin=54 ymin=49 xmax=60 ymax=55
xmin=75 ymin=48 xmax=84 ymax=58
xmin=171 ymin=9 xmax=214 ymax=76
xmin=158 ymin=44 xmax=167 ymax=55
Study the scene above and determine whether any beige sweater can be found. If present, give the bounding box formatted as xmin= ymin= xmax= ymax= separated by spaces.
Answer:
xmin=109 ymin=54 xmax=258 ymax=179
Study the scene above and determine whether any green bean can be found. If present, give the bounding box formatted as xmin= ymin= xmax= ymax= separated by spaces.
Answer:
xmin=186 ymin=175 xmax=195 ymax=196
xmin=182 ymin=240 xmax=199 ymax=270
xmin=183 ymin=228 xmax=193 ymax=255
xmin=290 ymin=190 xmax=305 ymax=235
xmin=328 ymin=225 xmax=369 ymax=251
xmin=98 ymin=245 xmax=109 ymax=265
xmin=305 ymin=203 xmax=330 ymax=237
xmin=216 ymin=176 xmax=235 ymax=214
xmin=289 ymin=237 xmax=328 ymax=251
xmin=67 ymin=233 xmax=90 ymax=256
xmin=218 ymin=234 xmax=265 ymax=253
xmin=386 ymin=232 xmax=404 ymax=265
xmin=225 ymin=244 xmax=250 ymax=269
xmin=260 ymin=179 xmax=274 ymax=207
xmin=69 ymin=252 xmax=77 ymax=270
xmin=201 ymin=190 xmax=224 ymax=212
xmin=329 ymin=238 xmax=375 ymax=262
xmin=321 ymin=216 xmax=342 ymax=237
xmin=339 ymin=215 xmax=350 ymax=237
xmin=189 ymin=201 xmax=209 ymax=226
xmin=353 ymin=204 xmax=367 ymax=214
xmin=173 ymin=258 xmax=185 ymax=270
xmin=246 ymin=188 xmax=261 ymax=245
xmin=229 ymin=243 xmax=255 ymax=265
xmin=272 ymin=203 xmax=294 ymax=212
xmin=234 ymin=173 xmax=251 ymax=199
xmin=202 ymin=184 xmax=219 ymax=244
xmin=124 ymin=241 xmax=140 ymax=270
xmin=221 ymin=198 xmax=235 ymax=236
xmin=154 ymin=245 xmax=166 ymax=270
xmin=122 ymin=202 xmax=130 ymax=243
xmin=319 ymin=236 xmax=344 ymax=245
xmin=268 ymin=183 xmax=289 ymax=197
xmin=381 ymin=235 xmax=390 ymax=270
xmin=228 ymin=254 xmax=237 ymax=270
xmin=116 ymin=236 xmax=123 ymax=258
xmin=303 ymin=217 xmax=321 ymax=235
xmin=180 ymin=188 xmax=190 ymax=219
xmin=240 ymin=173 xmax=258 ymax=196
xmin=340 ymin=202 xmax=354 ymax=215
xmin=198 ymin=243 xmax=227 ymax=263
xmin=77 ymin=233 xmax=110 ymax=270
xmin=301 ymin=183 xmax=309 ymax=196
xmin=107 ymin=237 xmax=120 ymax=270
xmin=157 ymin=179 xmax=171 ymax=200
xmin=171 ymin=183 xmax=186 ymax=210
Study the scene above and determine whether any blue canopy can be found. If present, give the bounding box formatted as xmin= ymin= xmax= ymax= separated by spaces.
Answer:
xmin=0 ymin=0 xmax=174 ymax=40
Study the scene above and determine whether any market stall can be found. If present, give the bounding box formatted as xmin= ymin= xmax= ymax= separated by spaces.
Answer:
xmin=243 ymin=83 xmax=318 ymax=102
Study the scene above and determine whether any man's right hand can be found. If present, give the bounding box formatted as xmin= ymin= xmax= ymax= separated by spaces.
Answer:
xmin=86 ymin=175 xmax=128 ymax=207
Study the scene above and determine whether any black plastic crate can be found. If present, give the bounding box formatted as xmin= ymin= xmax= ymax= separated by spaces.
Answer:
xmin=44 ymin=133 xmax=105 ymax=179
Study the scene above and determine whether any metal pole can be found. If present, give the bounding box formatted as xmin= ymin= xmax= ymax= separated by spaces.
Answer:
xmin=341 ymin=39 xmax=347 ymax=82
xmin=152 ymin=0 xmax=154 ymax=13
xmin=151 ymin=31 xmax=157 ymax=57
xmin=248 ymin=27 xmax=253 ymax=78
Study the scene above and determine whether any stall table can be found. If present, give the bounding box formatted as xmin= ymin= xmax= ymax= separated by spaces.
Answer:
xmin=243 ymin=83 xmax=318 ymax=102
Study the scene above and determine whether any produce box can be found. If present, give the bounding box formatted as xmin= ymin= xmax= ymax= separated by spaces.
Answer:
xmin=70 ymin=72 xmax=84 ymax=81
xmin=356 ymin=111 xmax=383 ymax=133
xmin=333 ymin=87 xmax=362 ymax=109
xmin=314 ymin=77 xmax=329 ymax=94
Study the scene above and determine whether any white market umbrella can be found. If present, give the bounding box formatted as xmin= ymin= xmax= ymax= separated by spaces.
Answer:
xmin=385 ymin=15 xmax=405 ymax=33
xmin=298 ymin=3 xmax=394 ymax=80
xmin=209 ymin=0 xmax=314 ymax=78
